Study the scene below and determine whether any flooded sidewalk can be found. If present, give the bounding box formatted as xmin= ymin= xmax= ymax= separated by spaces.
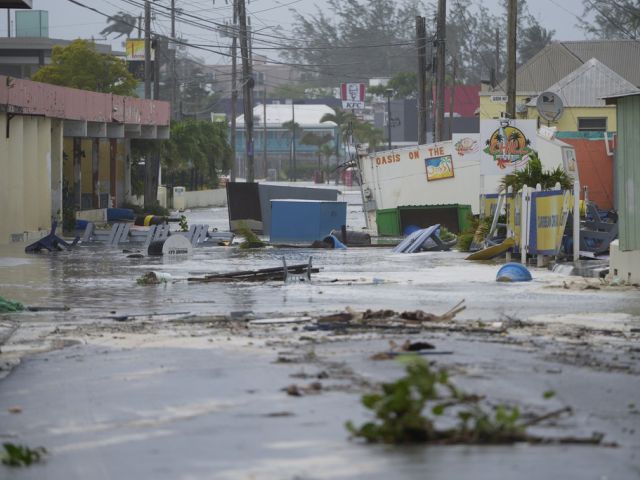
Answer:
xmin=0 ymin=195 xmax=639 ymax=479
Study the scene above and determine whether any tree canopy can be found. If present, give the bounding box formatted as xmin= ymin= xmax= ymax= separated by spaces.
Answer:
xmin=283 ymin=0 xmax=554 ymax=87
xmin=578 ymin=0 xmax=640 ymax=39
xmin=32 ymin=39 xmax=137 ymax=96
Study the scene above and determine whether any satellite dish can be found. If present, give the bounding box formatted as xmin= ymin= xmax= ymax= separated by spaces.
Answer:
xmin=536 ymin=91 xmax=564 ymax=122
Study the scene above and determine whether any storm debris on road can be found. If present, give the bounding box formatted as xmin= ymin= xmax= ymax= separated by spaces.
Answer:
xmin=310 ymin=301 xmax=466 ymax=331
xmin=188 ymin=261 xmax=319 ymax=283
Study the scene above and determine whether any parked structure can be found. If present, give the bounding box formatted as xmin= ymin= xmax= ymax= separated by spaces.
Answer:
xmin=0 ymin=75 xmax=170 ymax=245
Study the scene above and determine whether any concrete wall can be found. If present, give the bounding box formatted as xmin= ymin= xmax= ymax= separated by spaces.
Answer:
xmin=0 ymin=112 xmax=59 ymax=244
xmin=610 ymin=240 xmax=640 ymax=284
xmin=128 ymin=188 xmax=227 ymax=210
xmin=183 ymin=189 xmax=227 ymax=208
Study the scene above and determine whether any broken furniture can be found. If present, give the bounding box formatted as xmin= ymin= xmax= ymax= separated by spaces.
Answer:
xmin=25 ymin=220 xmax=79 ymax=253
xmin=188 ymin=260 xmax=319 ymax=283
xmin=80 ymin=222 xmax=233 ymax=248
xmin=392 ymin=224 xmax=453 ymax=253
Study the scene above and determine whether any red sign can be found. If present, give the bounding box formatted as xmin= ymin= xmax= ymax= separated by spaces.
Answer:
xmin=341 ymin=83 xmax=366 ymax=109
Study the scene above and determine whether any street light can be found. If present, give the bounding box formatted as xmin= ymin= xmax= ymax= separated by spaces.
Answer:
xmin=385 ymin=88 xmax=394 ymax=150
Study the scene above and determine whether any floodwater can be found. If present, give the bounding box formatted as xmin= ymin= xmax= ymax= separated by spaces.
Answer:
xmin=0 ymin=190 xmax=637 ymax=324
xmin=1 ymin=184 xmax=639 ymax=479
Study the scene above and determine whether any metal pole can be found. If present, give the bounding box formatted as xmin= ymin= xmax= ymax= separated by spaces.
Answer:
xmin=153 ymin=38 xmax=160 ymax=100
xmin=449 ymin=56 xmax=456 ymax=139
xmin=144 ymin=0 xmax=151 ymax=100
xmin=495 ymin=28 xmax=500 ymax=86
xmin=170 ymin=0 xmax=177 ymax=120
xmin=263 ymin=87 xmax=267 ymax=179
xmin=435 ymin=0 xmax=446 ymax=142
xmin=506 ymin=0 xmax=517 ymax=119
xmin=573 ymin=179 xmax=580 ymax=263
xmin=7 ymin=9 xmax=10 ymax=38
xmin=292 ymin=102 xmax=296 ymax=181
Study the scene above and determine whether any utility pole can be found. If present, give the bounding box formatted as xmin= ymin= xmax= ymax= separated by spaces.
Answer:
xmin=416 ymin=16 xmax=427 ymax=145
xmin=238 ymin=0 xmax=254 ymax=182
xmin=230 ymin=0 xmax=238 ymax=182
xmin=430 ymin=54 xmax=435 ymax=142
xmin=434 ymin=0 xmax=446 ymax=142
xmin=138 ymin=15 xmax=142 ymax=39
xmin=153 ymin=38 xmax=160 ymax=100
xmin=386 ymin=90 xmax=393 ymax=149
xmin=144 ymin=0 xmax=151 ymax=100
xmin=449 ymin=56 xmax=457 ymax=139
xmin=505 ymin=0 xmax=517 ymax=119
xmin=494 ymin=28 xmax=500 ymax=87
xmin=170 ymin=0 xmax=177 ymax=120
xmin=7 ymin=9 xmax=10 ymax=37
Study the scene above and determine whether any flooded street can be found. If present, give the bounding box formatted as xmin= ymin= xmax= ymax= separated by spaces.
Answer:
xmin=1 ymin=187 xmax=639 ymax=479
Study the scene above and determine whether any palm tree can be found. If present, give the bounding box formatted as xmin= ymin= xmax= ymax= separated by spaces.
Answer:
xmin=320 ymin=108 xmax=355 ymax=182
xmin=301 ymin=132 xmax=333 ymax=181
xmin=282 ymin=120 xmax=303 ymax=180
xmin=518 ymin=25 xmax=555 ymax=65
xmin=353 ymin=122 xmax=384 ymax=152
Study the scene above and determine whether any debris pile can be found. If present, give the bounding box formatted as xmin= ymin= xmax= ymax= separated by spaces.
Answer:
xmin=311 ymin=301 xmax=466 ymax=331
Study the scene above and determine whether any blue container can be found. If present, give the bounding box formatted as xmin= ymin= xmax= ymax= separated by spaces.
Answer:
xmin=496 ymin=263 xmax=532 ymax=282
xmin=270 ymin=200 xmax=347 ymax=243
xmin=107 ymin=208 xmax=135 ymax=221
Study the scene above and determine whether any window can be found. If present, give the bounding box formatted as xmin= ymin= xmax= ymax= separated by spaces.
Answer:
xmin=578 ymin=117 xmax=607 ymax=131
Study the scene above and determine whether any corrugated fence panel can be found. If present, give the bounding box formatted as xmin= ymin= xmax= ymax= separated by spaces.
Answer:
xmin=618 ymin=95 xmax=640 ymax=251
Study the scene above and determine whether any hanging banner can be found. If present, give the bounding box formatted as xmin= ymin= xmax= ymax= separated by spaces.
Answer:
xmin=480 ymin=119 xmax=537 ymax=175
xmin=529 ymin=190 xmax=573 ymax=255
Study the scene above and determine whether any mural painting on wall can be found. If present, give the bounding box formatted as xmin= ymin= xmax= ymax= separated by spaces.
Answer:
xmin=425 ymin=155 xmax=454 ymax=181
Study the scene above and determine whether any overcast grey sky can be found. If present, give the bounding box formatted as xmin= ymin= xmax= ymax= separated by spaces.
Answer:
xmin=10 ymin=0 xmax=590 ymax=65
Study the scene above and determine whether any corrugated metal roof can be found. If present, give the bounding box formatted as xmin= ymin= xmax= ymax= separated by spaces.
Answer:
xmin=237 ymin=104 xmax=336 ymax=128
xmin=526 ymin=58 xmax=640 ymax=107
xmin=495 ymin=40 xmax=640 ymax=93
xmin=563 ymin=40 xmax=640 ymax=87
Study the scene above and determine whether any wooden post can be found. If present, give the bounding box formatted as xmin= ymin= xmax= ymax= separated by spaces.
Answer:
xmin=434 ymin=0 xmax=446 ymax=142
xmin=416 ymin=16 xmax=427 ymax=145
xmin=505 ymin=0 xmax=517 ymax=119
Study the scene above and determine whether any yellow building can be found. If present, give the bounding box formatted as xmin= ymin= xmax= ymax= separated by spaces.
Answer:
xmin=0 ymin=75 xmax=170 ymax=245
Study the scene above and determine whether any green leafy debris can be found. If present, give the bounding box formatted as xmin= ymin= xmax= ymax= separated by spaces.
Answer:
xmin=347 ymin=357 xmax=584 ymax=445
xmin=1 ymin=443 xmax=47 ymax=467
xmin=0 ymin=296 xmax=24 ymax=313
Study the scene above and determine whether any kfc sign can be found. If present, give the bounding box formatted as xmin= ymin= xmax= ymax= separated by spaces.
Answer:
xmin=341 ymin=83 xmax=366 ymax=110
